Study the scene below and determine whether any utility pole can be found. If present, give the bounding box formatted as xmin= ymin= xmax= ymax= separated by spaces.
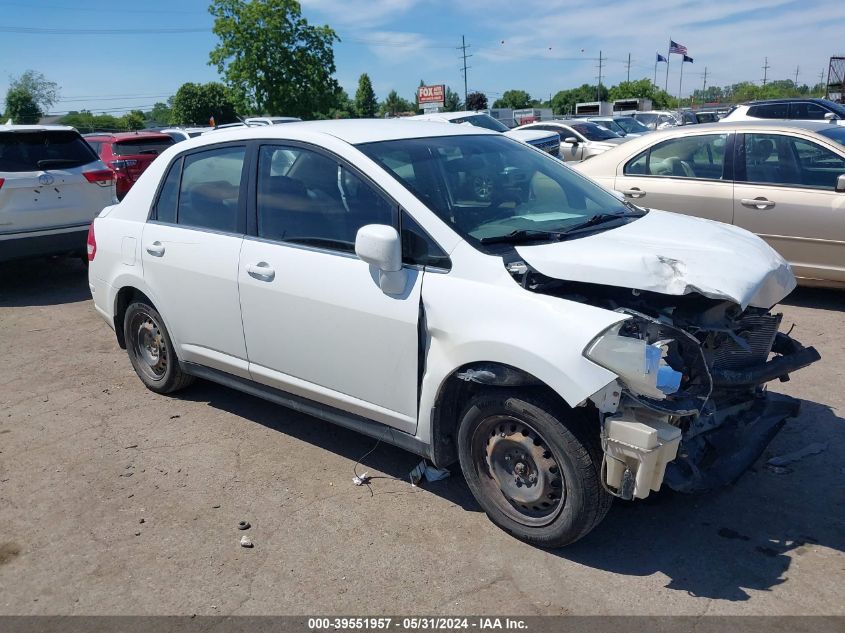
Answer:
xmin=626 ymin=53 xmax=631 ymax=83
xmin=794 ymin=65 xmax=800 ymax=86
xmin=702 ymin=66 xmax=708 ymax=93
xmin=596 ymin=50 xmax=604 ymax=101
xmin=458 ymin=35 xmax=472 ymax=105
xmin=819 ymin=69 xmax=826 ymax=94
xmin=762 ymin=57 xmax=770 ymax=87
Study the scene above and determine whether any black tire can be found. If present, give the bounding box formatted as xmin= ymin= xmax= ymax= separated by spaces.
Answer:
xmin=457 ymin=389 xmax=611 ymax=548
xmin=123 ymin=301 xmax=194 ymax=394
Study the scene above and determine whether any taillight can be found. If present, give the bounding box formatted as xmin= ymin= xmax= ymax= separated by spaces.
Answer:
xmin=83 ymin=169 xmax=116 ymax=187
xmin=0 ymin=178 xmax=5 ymax=189
xmin=109 ymin=159 xmax=138 ymax=170
xmin=87 ymin=223 xmax=97 ymax=261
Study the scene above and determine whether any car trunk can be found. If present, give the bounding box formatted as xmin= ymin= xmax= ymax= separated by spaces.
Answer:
xmin=0 ymin=130 xmax=113 ymax=233
xmin=110 ymin=137 xmax=174 ymax=198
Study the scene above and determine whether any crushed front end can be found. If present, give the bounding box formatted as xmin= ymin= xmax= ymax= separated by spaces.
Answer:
xmin=511 ymin=266 xmax=821 ymax=500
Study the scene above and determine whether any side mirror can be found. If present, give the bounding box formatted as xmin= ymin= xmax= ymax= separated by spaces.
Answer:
xmin=825 ymin=112 xmax=840 ymax=122
xmin=836 ymin=174 xmax=845 ymax=193
xmin=564 ymin=136 xmax=579 ymax=145
xmin=355 ymin=224 xmax=407 ymax=294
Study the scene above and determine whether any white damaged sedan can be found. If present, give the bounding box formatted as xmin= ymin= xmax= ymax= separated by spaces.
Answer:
xmin=87 ymin=120 xmax=819 ymax=547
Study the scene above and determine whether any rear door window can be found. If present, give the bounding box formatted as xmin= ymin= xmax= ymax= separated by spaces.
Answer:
xmin=0 ymin=130 xmax=98 ymax=171
xmin=749 ymin=103 xmax=788 ymax=119
xmin=176 ymin=146 xmax=246 ymax=233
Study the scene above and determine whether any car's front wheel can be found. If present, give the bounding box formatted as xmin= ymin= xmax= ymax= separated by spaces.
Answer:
xmin=124 ymin=301 xmax=193 ymax=394
xmin=457 ymin=390 xmax=611 ymax=548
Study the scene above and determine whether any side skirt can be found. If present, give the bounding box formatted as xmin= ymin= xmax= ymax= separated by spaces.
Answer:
xmin=182 ymin=361 xmax=433 ymax=461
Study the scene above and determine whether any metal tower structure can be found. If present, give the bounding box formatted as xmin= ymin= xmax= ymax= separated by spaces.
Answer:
xmin=826 ymin=56 xmax=845 ymax=102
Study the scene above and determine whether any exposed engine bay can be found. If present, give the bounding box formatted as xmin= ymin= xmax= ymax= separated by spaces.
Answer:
xmin=505 ymin=260 xmax=821 ymax=500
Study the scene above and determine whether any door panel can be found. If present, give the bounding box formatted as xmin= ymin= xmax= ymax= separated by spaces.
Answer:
xmin=239 ymin=241 xmax=422 ymax=431
xmin=141 ymin=224 xmax=249 ymax=376
xmin=141 ymin=143 xmax=250 ymax=376
xmin=734 ymin=133 xmax=845 ymax=283
xmin=615 ymin=133 xmax=734 ymax=223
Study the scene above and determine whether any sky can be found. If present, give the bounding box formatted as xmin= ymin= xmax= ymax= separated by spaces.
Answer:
xmin=0 ymin=0 xmax=842 ymax=116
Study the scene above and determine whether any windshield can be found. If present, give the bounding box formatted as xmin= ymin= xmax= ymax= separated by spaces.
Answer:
xmin=451 ymin=114 xmax=510 ymax=133
xmin=634 ymin=113 xmax=659 ymax=127
xmin=567 ymin=121 xmax=620 ymax=141
xmin=591 ymin=120 xmax=625 ymax=136
xmin=819 ymin=126 xmax=845 ymax=148
xmin=358 ymin=134 xmax=631 ymax=243
xmin=614 ymin=117 xmax=650 ymax=134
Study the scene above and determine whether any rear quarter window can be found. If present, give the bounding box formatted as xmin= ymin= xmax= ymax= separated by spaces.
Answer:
xmin=0 ymin=130 xmax=99 ymax=172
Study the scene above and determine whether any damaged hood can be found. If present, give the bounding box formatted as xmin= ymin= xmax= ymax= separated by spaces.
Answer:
xmin=515 ymin=209 xmax=796 ymax=309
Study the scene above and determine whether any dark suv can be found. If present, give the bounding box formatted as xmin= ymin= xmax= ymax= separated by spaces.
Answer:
xmin=722 ymin=98 xmax=845 ymax=125
xmin=84 ymin=132 xmax=175 ymax=199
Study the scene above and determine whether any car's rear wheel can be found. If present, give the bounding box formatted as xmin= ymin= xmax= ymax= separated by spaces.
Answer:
xmin=124 ymin=301 xmax=193 ymax=394
xmin=457 ymin=390 xmax=611 ymax=548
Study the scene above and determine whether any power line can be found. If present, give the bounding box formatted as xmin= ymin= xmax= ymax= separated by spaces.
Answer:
xmin=0 ymin=25 xmax=208 ymax=35
xmin=0 ymin=1 xmax=202 ymax=14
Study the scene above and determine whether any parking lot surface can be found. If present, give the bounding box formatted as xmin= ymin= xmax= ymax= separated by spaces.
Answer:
xmin=0 ymin=257 xmax=843 ymax=616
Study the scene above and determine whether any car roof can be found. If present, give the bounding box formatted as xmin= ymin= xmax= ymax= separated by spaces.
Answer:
xmin=0 ymin=124 xmax=78 ymax=133
xmin=409 ymin=111 xmax=486 ymax=122
xmin=180 ymin=118 xmax=498 ymax=148
xmin=83 ymin=131 xmax=173 ymax=141
xmin=746 ymin=97 xmax=828 ymax=105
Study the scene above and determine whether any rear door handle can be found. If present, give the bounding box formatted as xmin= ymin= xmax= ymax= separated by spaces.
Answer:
xmin=246 ymin=262 xmax=275 ymax=281
xmin=145 ymin=241 xmax=165 ymax=256
xmin=741 ymin=197 xmax=775 ymax=209
xmin=621 ymin=188 xmax=646 ymax=198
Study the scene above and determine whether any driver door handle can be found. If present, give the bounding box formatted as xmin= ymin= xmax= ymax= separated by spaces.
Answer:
xmin=145 ymin=241 xmax=165 ymax=256
xmin=621 ymin=188 xmax=646 ymax=198
xmin=246 ymin=262 xmax=275 ymax=281
xmin=741 ymin=197 xmax=776 ymax=209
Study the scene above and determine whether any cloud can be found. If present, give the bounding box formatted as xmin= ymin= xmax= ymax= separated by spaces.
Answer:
xmin=300 ymin=0 xmax=423 ymax=27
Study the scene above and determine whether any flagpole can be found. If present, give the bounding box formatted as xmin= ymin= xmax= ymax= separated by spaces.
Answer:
xmin=664 ymin=39 xmax=671 ymax=92
xmin=679 ymin=59 xmax=685 ymax=103
xmin=654 ymin=55 xmax=658 ymax=88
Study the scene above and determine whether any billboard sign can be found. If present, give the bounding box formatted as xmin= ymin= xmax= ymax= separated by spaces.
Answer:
xmin=418 ymin=84 xmax=445 ymax=107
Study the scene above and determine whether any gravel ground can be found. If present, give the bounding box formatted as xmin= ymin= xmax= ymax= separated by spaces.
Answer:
xmin=0 ymin=257 xmax=842 ymax=616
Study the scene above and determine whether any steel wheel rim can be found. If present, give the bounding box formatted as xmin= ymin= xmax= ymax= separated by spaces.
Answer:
xmin=129 ymin=311 xmax=168 ymax=381
xmin=471 ymin=414 xmax=566 ymax=527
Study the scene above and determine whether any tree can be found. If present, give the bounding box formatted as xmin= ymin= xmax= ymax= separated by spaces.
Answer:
xmin=4 ymin=87 xmax=41 ymax=124
xmin=146 ymin=102 xmax=173 ymax=126
xmin=171 ymin=82 xmax=237 ymax=126
xmin=443 ymin=86 xmax=462 ymax=112
xmin=354 ymin=73 xmax=378 ymax=118
xmin=549 ymin=84 xmax=609 ymax=115
xmin=120 ymin=110 xmax=146 ymax=131
xmin=379 ymin=90 xmax=414 ymax=117
xmin=492 ymin=89 xmax=533 ymax=110
xmin=608 ymin=78 xmax=674 ymax=109
xmin=8 ymin=70 xmax=60 ymax=113
xmin=465 ymin=91 xmax=488 ymax=111
xmin=209 ymin=0 xmax=340 ymax=119
xmin=413 ymin=79 xmax=425 ymax=112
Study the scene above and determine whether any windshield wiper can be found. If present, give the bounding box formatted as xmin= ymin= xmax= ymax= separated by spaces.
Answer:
xmin=555 ymin=209 xmax=645 ymax=237
xmin=479 ymin=209 xmax=646 ymax=245
xmin=480 ymin=229 xmax=568 ymax=245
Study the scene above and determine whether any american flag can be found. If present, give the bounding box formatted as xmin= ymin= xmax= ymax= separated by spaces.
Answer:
xmin=669 ymin=40 xmax=688 ymax=55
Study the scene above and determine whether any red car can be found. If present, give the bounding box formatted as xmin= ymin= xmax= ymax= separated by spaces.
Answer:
xmin=83 ymin=132 xmax=174 ymax=199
